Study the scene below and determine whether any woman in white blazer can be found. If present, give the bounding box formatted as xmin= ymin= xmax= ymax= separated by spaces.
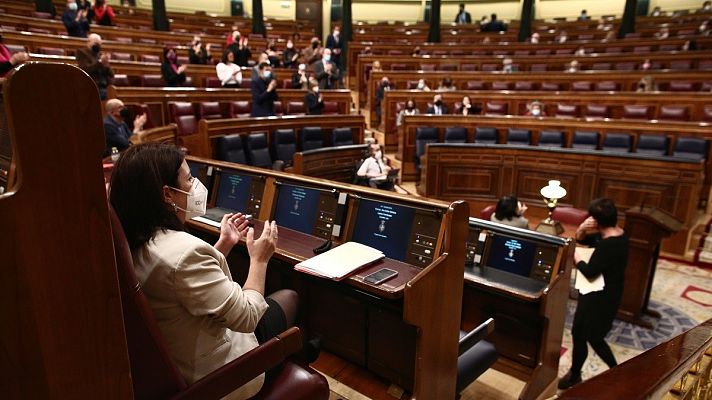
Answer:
xmin=110 ymin=143 xmax=296 ymax=399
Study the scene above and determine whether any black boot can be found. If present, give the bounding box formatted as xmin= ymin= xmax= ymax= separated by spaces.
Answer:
xmin=557 ymin=370 xmax=582 ymax=390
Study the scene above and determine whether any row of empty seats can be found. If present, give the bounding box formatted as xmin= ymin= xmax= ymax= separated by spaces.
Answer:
xmin=415 ymin=126 xmax=709 ymax=160
xmin=111 ymin=74 xmax=333 ymax=92
xmin=216 ymin=127 xmax=356 ymax=168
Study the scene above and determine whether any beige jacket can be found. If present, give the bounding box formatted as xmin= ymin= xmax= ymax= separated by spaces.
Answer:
xmin=133 ymin=229 xmax=269 ymax=399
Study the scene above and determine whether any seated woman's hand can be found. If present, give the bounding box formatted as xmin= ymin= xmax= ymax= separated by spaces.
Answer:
xmin=219 ymin=213 xmax=250 ymax=248
xmin=247 ymin=220 xmax=278 ymax=264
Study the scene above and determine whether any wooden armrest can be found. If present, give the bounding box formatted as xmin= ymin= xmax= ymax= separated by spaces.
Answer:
xmin=459 ymin=318 xmax=495 ymax=356
xmin=175 ymin=327 xmax=303 ymax=400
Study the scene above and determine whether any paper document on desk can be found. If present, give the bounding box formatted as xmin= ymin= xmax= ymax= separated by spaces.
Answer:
xmin=574 ymin=246 xmax=605 ymax=295
xmin=295 ymin=241 xmax=385 ymax=280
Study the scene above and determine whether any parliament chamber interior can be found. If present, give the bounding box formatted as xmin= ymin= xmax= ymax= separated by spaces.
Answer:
xmin=2 ymin=0 xmax=712 ymax=398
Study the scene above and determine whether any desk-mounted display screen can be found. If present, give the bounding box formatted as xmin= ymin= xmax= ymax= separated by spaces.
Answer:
xmin=487 ymin=234 xmax=538 ymax=277
xmin=188 ymin=161 xmax=213 ymax=197
xmin=349 ymin=197 xmax=442 ymax=266
xmin=272 ymin=182 xmax=338 ymax=239
xmin=215 ymin=171 xmax=253 ymax=212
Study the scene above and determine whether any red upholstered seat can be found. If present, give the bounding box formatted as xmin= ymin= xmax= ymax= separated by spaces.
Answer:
xmin=572 ymin=81 xmax=592 ymax=91
xmin=530 ymin=64 xmax=547 ymax=72
xmin=286 ymin=101 xmax=306 ymax=115
xmin=514 ymin=81 xmax=535 ymax=90
xmin=111 ymin=52 xmax=132 ymax=61
xmin=390 ymin=63 xmax=407 ymax=71
xmin=480 ymin=205 xmax=496 ymax=221
xmin=585 ymin=104 xmax=609 ymax=119
xmin=623 ymin=105 xmax=652 ymax=120
xmin=555 ymin=49 xmax=574 ymax=55
xmin=138 ymin=38 xmax=157 ymax=44
xmin=535 ymin=49 xmax=551 ymax=56
xmin=591 ymin=62 xmax=611 ymax=71
xmin=466 ymin=81 xmax=485 ymax=90
xmin=704 ymin=105 xmax=712 ymax=122
xmin=659 ymin=105 xmax=690 ymax=121
xmin=556 ymin=104 xmax=579 ymax=118
xmin=440 ymin=64 xmax=458 ymax=71
xmin=595 ymin=81 xmax=619 ymax=91
xmin=614 ymin=62 xmax=636 ymax=71
xmin=699 ymin=60 xmax=712 ymax=71
xmin=111 ymin=74 xmax=130 ymax=87
xmin=485 ymin=102 xmax=508 ymax=116
xmin=38 ymin=47 xmax=65 ymax=56
xmin=491 ymin=81 xmax=511 ymax=90
xmin=205 ymin=77 xmax=221 ymax=88
xmin=668 ymin=81 xmax=695 ymax=91
xmin=659 ymin=44 xmax=679 ymax=51
xmin=115 ymin=37 xmax=133 ymax=44
xmin=604 ymin=47 xmax=622 ymax=53
xmin=551 ymin=207 xmax=589 ymax=226
xmin=28 ymin=27 xmax=53 ymax=34
xmin=198 ymin=102 xmax=223 ymax=120
xmin=540 ymin=82 xmax=559 ymax=91
xmin=230 ymin=101 xmax=251 ymax=118
xmin=140 ymin=54 xmax=160 ymax=63
xmin=513 ymin=50 xmax=530 ymax=56
xmin=4 ymin=44 xmax=25 ymax=54
xmin=141 ymin=74 xmax=164 ymax=87
xmin=669 ymin=60 xmax=692 ymax=70
xmin=32 ymin=11 xmax=52 ymax=19
xmin=274 ymin=101 xmax=283 ymax=116
xmin=177 ymin=56 xmax=189 ymax=65
xmin=461 ymin=64 xmax=478 ymax=71
xmin=633 ymin=46 xmax=651 ymax=53
xmin=322 ymin=101 xmax=339 ymax=115
xmin=169 ymin=102 xmax=198 ymax=136
xmin=419 ymin=64 xmax=436 ymax=71
xmin=577 ymin=34 xmax=594 ymax=40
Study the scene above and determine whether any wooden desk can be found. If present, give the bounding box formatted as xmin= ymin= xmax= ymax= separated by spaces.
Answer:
xmin=292 ymin=144 xmax=370 ymax=183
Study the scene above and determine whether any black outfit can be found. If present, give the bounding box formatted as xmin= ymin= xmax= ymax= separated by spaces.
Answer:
xmin=455 ymin=104 xmax=481 ymax=115
xmin=375 ymin=83 xmax=391 ymax=119
xmin=62 ymin=10 xmax=90 ymax=38
xmin=161 ymin=62 xmax=186 ymax=86
xmin=482 ymin=19 xmax=506 ymax=32
xmin=76 ymin=47 xmax=113 ymax=100
xmin=283 ymin=48 xmax=299 ymax=69
xmin=77 ymin=0 xmax=93 ymax=23
xmin=304 ymin=91 xmax=323 ymax=115
xmin=188 ymin=47 xmax=211 ymax=65
xmin=325 ymin=34 xmax=343 ymax=67
xmin=251 ymin=77 xmax=278 ymax=117
xmin=291 ymin=71 xmax=310 ymax=89
xmin=103 ymin=114 xmax=132 ymax=156
xmin=570 ymin=232 xmax=629 ymax=377
xmin=426 ymin=104 xmax=450 ymax=115
xmin=455 ymin=10 xmax=472 ymax=24
xmin=312 ymin=60 xmax=340 ymax=89
xmin=227 ymin=43 xmax=252 ymax=67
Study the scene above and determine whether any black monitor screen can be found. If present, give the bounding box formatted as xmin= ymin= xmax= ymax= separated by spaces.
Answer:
xmin=215 ymin=171 xmax=253 ymax=212
xmin=273 ymin=184 xmax=321 ymax=234
xmin=486 ymin=234 xmax=537 ymax=277
xmin=350 ymin=199 xmax=415 ymax=261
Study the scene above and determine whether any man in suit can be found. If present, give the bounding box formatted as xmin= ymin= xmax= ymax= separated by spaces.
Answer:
xmin=251 ymin=62 xmax=279 ymax=117
xmin=454 ymin=3 xmax=472 ymax=24
xmin=312 ymin=48 xmax=340 ymax=89
xmin=426 ymin=94 xmax=449 ymax=115
xmin=482 ymin=13 xmax=506 ymax=32
xmin=325 ymin=26 xmax=344 ymax=68
xmin=103 ymin=99 xmax=147 ymax=156
xmin=76 ymin=33 xmax=113 ymax=100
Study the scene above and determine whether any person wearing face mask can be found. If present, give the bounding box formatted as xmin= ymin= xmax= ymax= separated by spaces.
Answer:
xmin=375 ymin=76 xmax=392 ymax=122
xmin=110 ymin=142 xmax=296 ymax=399
xmin=312 ymin=48 xmax=340 ymax=89
xmin=302 ymin=37 xmax=322 ymax=65
xmin=227 ymin=31 xmax=252 ymax=67
xmin=76 ymin=33 xmax=113 ymax=100
xmin=455 ymin=95 xmax=481 ymax=116
xmin=304 ymin=81 xmax=324 ymax=115
xmin=264 ymin=40 xmax=281 ymax=68
xmin=103 ymin=99 xmax=147 ymax=156
xmin=283 ymin=39 xmax=299 ymax=69
xmin=291 ymin=63 xmax=310 ymax=89
xmin=415 ymin=79 xmax=431 ymax=91
xmin=396 ymin=99 xmax=419 ymax=127
xmin=356 ymin=143 xmax=395 ymax=190
xmin=525 ymin=100 xmax=546 ymax=117
xmin=251 ymin=62 xmax=279 ymax=117
xmin=62 ymin=0 xmax=90 ymax=38
xmin=189 ymin=35 xmax=212 ymax=65
xmin=326 ymin=26 xmax=343 ymax=68
xmin=426 ymin=94 xmax=449 ymax=115
xmin=161 ymin=47 xmax=188 ymax=87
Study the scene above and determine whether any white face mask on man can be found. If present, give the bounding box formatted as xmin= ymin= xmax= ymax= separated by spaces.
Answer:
xmin=170 ymin=178 xmax=208 ymax=220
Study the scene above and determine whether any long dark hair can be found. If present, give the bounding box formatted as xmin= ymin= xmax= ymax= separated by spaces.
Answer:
xmin=109 ymin=143 xmax=185 ymax=249
xmin=494 ymin=195 xmax=519 ymax=221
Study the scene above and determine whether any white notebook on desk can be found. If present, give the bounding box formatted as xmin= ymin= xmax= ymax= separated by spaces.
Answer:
xmin=574 ymin=246 xmax=605 ymax=295
xmin=295 ymin=241 xmax=385 ymax=281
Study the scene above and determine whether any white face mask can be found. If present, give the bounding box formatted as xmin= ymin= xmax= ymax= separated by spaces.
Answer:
xmin=170 ymin=178 xmax=208 ymax=220
xmin=375 ymin=151 xmax=382 ymax=159
xmin=69 ymin=2 xmax=78 ymax=10
xmin=532 ymin=108 xmax=541 ymax=116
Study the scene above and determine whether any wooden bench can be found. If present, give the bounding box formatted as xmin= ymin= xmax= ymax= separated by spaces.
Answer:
xmin=292 ymin=144 xmax=369 ymax=183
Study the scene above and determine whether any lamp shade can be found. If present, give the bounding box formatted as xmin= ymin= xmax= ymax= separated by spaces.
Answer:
xmin=540 ymin=180 xmax=567 ymax=200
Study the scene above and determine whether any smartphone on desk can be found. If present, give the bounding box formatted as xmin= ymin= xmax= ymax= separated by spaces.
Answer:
xmin=364 ymin=268 xmax=398 ymax=285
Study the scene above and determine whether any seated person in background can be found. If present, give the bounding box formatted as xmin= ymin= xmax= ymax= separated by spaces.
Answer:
xmin=530 ymin=32 xmax=540 ymax=44
xmin=357 ymin=143 xmax=395 ymax=190
xmin=558 ymin=198 xmax=628 ymax=390
xmin=292 ymin=63 xmax=310 ymax=89
xmin=251 ymin=62 xmax=279 ymax=117
xmin=437 ymin=76 xmax=456 ymax=91
xmin=283 ymin=39 xmax=299 ymax=69
xmin=62 ymin=0 xmax=90 ymax=38
xmin=0 ymin=32 xmax=29 ymax=77
xmin=455 ymin=95 xmax=480 ymax=116
xmin=215 ymin=50 xmax=243 ymax=88
xmin=188 ymin=36 xmax=212 ymax=65
xmin=701 ymin=1 xmax=712 ymax=12
xmin=650 ymin=6 xmax=663 ymax=16
xmin=412 ymin=46 xmax=422 ymax=57
xmin=396 ymin=98 xmax=419 ymax=127
xmin=301 ymin=37 xmax=322 ymax=66
xmin=654 ymin=26 xmax=669 ymax=39
xmin=375 ymin=76 xmax=392 ymax=122
xmin=110 ymin=143 xmax=295 ymax=399
xmin=227 ymin=32 xmax=252 ymax=67
xmin=415 ymin=78 xmax=431 ymax=91
xmin=698 ymin=20 xmax=710 ymax=35
xmin=636 ymin=75 xmax=658 ymax=92
xmin=556 ymin=30 xmax=568 ymax=44
xmin=502 ymin=58 xmax=516 ymax=73
xmin=602 ymin=31 xmax=616 ymax=41
xmin=566 ymin=60 xmax=579 ymax=72
xmin=360 ymin=46 xmax=372 ymax=55
xmin=93 ymin=0 xmax=115 ymax=26
xmin=640 ymin=58 xmax=652 ymax=71
xmin=161 ymin=47 xmax=188 ymax=87
xmin=525 ymin=100 xmax=546 ymax=117
xmin=312 ymin=48 xmax=340 ymax=89
xmin=304 ymin=79 xmax=324 ymax=115
xmin=578 ymin=9 xmax=590 ymax=21
xmin=682 ymin=39 xmax=698 ymax=50
xmin=491 ymin=195 xmax=529 ymax=229
xmin=225 ymin=26 xmax=238 ymax=46
xmin=76 ymin=33 xmax=113 ymax=100
xmin=597 ymin=18 xmax=613 ymax=32
xmin=77 ymin=0 xmax=94 ymax=23
xmin=265 ymin=40 xmax=281 ymax=68
xmin=371 ymin=60 xmax=383 ymax=73
xmin=575 ymin=46 xmax=587 ymax=56
xmin=426 ymin=94 xmax=449 ymax=115
xmin=251 ymin=53 xmax=270 ymax=80
xmin=103 ymin=99 xmax=147 ymax=156
xmin=482 ymin=13 xmax=506 ymax=32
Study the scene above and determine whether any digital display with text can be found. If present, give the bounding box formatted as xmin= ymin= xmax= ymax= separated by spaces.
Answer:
xmin=215 ymin=171 xmax=253 ymax=212
xmin=486 ymin=234 xmax=537 ymax=277
xmin=351 ymin=199 xmax=415 ymax=261
xmin=273 ymin=184 xmax=320 ymax=234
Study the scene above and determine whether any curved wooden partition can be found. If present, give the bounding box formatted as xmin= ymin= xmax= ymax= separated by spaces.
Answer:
xmin=184 ymin=156 xmax=469 ymax=399
xmin=195 ymin=114 xmax=366 ymax=158
xmin=130 ymin=123 xmax=178 ymax=145
xmin=0 ymin=63 xmax=131 ymax=397
xmin=292 ymin=144 xmax=369 ymax=183
xmin=559 ymin=319 xmax=712 ymax=399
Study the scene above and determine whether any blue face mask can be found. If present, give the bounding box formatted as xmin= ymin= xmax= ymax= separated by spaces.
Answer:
xmin=323 ymin=55 xmax=331 ymax=62
xmin=68 ymin=2 xmax=78 ymax=10
xmin=263 ymin=70 xmax=272 ymax=79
